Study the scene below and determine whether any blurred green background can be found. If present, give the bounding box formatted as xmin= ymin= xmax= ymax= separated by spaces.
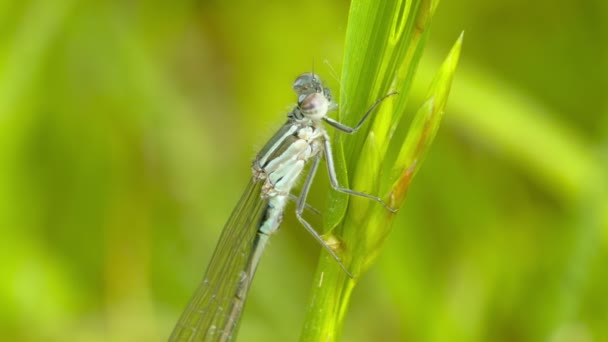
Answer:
xmin=1 ymin=0 xmax=607 ymax=341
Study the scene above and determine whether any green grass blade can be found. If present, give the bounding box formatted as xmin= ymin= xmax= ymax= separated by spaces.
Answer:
xmin=325 ymin=0 xmax=436 ymax=231
xmin=302 ymin=1 xmax=460 ymax=341
xmin=389 ymin=32 xmax=463 ymax=206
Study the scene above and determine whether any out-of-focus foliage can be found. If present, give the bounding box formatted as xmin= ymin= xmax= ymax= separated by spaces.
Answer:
xmin=0 ymin=1 xmax=606 ymax=342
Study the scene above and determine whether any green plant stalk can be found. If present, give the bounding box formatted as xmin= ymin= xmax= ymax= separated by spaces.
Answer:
xmin=300 ymin=0 xmax=462 ymax=339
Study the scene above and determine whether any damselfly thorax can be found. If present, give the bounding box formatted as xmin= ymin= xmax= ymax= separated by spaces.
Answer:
xmin=253 ymin=122 xmax=325 ymax=198
xmin=253 ymin=78 xmax=333 ymax=199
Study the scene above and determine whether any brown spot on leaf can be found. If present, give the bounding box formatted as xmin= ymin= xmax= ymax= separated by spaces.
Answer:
xmin=390 ymin=159 xmax=418 ymax=208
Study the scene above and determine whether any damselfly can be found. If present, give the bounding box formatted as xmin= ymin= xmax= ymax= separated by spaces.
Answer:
xmin=170 ymin=73 xmax=395 ymax=342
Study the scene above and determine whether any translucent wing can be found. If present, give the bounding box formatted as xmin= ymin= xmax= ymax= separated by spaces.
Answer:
xmin=170 ymin=179 xmax=269 ymax=342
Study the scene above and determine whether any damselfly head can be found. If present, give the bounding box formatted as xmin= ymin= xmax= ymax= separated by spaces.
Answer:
xmin=293 ymin=72 xmax=323 ymax=95
xmin=293 ymin=72 xmax=334 ymax=120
